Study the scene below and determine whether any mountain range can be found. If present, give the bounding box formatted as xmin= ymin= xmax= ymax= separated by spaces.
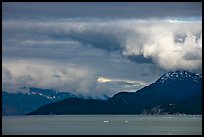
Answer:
xmin=2 ymin=87 xmax=76 ymax=115
xmin=27 ymin=70 xmax=202 ymax=115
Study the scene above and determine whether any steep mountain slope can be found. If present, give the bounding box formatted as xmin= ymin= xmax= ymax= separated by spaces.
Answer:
xmin=27 ymin=98 xmax=110 ymax=115
xmin=109 ymin=70 xmax=202 ymax=109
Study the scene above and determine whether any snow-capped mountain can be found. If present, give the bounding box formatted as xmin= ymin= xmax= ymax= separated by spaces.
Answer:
xmin=156 ymin=70 xmax=202 ymax=84
xmin=151 ymin=70 xmax=202 ymax=100
xmin=108 ymin=70 xmax=202 ymax=114
xmin=2 ymin=87 xmax=77 ymax=115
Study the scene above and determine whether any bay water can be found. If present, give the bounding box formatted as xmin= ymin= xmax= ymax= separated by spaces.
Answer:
xmin=2 ymin=115 xmax=202 ymax=135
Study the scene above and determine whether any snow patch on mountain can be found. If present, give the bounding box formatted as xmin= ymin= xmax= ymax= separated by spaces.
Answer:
xmin=157 ymin=71 xmax=202 ymax=84
xmin=24 ymin=88 xmax=76 ymax=100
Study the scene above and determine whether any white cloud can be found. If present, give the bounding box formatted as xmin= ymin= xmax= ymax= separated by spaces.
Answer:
xmin=2 ymin=59 xmax=97 ymax=95
xmin=120 ymin=20 xmax=202 ymax=72
xmin=97 ymin=76 xmax=147 ymax=93
xmin=97 ymin=77 xmax=147 ymax=86
xmin=3 ymin=19 xmax=202 ymax=73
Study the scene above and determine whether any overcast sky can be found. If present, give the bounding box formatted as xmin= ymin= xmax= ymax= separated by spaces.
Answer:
xmin=2 ymin=2 xmax=202 ymax=99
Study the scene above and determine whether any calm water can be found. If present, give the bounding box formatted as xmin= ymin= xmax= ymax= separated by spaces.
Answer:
xmin=2 ymin=115 xmax=202 ymax=135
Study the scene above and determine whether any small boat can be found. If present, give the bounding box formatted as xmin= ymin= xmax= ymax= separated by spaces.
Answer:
xmin=104 ymin=120 xmax=109 ymax=123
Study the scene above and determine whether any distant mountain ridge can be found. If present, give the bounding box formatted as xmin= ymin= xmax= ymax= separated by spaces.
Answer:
xmin=2 ymin=87 xmax=76 ymax=115
xmin=27 ymin=70 xmax=202 ymax=115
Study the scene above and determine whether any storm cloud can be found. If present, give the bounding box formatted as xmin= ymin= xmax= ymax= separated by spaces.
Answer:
xmin=2 ymin=2 xmax=202 ymax=98
xmin=3 ymin=19 xmax=202 ymax=71
xmin=3 ymin=2 xmax=202 ymax=19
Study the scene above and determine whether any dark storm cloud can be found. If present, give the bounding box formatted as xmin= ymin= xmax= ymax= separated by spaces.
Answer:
xmin=183 ymin=51 xmax=202 ymax=60
xmin=53 ymin=75 xmax=62 ymax=78
xmin=50 ymin=31 xmax=121 ymax=51
xmin=124 ymin=55 xmax=153 ymax=64
xmin=2 ymin=2 xmax=202 ymax=19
